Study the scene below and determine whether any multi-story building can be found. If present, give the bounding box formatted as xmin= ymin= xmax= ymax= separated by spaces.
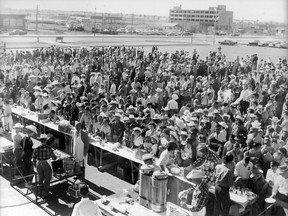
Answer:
xmin=0 ymin=13 xmax=27 ymax=30
xmin=169 ymin=5 xmax=233 ymax=33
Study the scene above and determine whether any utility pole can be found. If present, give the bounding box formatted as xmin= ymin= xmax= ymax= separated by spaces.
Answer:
xmin=94 ymin=8 xmax=96 ymax=36
xmin=131 ymin=13 xmax=134 ymax=33
xmin=213 ymin=7 xmax=218 ymax=45
xmin=213 ymin=17 xmax=216 ymax=45
xmin=36 ymin=4 xmax=39 ymax=43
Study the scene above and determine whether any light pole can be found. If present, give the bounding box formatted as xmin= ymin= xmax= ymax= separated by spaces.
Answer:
xmin=213 ymin=7 xmax=218 ymax=45
xmin=94 ymin=8 xmax=96 ymax=36
xmin=36 ymin=4 xmax=39 ymax=43
xmin=213 ymin=17 xmax=216 ymax=45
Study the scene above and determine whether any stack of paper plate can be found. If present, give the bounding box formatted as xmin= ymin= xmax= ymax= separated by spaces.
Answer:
xmin=171 ymin=167 xmax=181 ymax=175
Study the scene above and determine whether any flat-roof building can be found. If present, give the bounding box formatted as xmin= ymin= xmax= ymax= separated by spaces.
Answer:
xmin=0 ymin=14 xmax=27 ymax=30
xmin=169 ymin=5 xmax=233 ymax=32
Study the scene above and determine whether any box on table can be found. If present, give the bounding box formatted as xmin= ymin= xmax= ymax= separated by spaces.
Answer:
xmin=37 ymin=113 xmax=49 ymax=121
xmin=67 ymin=185 xmax=81 ymax=198
xmin=58 ymin=125 xmax=71 ymax=133
xmin=117 ymin=166 xmax=128 ymax=177
xmin=63 ymin=158 xmax=75 ymax=174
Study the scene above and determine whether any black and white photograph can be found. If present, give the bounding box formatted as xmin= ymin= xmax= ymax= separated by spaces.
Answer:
xmin=0 ymin=0 xmax=287 ymax=216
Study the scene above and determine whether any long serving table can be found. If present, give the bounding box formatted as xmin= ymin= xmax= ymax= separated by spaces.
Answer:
xmin=11 ymin=107 xmax=257 ymax=214
xmin=11 ymin=107 xmax=73 ymax=154
xmin=11 ymin=107 xmax=144 ymax=183
xmin=89 ymin=137 xmax=144 ymax=184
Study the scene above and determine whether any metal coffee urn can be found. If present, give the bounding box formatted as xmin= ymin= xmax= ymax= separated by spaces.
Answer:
xmin=151 ymin=170 xmax=168 ymax=212
xmin=139 ymin=164 xmax=154 ymax=209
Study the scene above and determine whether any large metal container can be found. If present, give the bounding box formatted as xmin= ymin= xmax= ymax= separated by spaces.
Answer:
xmin=139 ymin=165 xmax=154 ymax=209
xmin=151 ymin=170 xmax=168 ymax=212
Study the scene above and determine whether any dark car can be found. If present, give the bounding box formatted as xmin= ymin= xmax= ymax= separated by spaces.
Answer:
xmin=231 ymin=33 xmax=240 ymax=36
xmin=218 ymin=40 xmax=237 ymax=46
xmin=248 ymin=40 xmax=260 ymax=46
xmin=9 ymin=29 xmax=27 ymax=35
xmin=280 ymin=43 xmax=288 ymax=49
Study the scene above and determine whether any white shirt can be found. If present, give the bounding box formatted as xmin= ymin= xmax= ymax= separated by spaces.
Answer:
xmin=71 ymin=198 xmax=102 ymax=216
xmin=234 ymin=160 xmax=253 ymax=180
xmin=266 ymin=168 xmax=279 ymax=185
xmin=167 ymin=99 xmax=178 ymax=110
xmin=274 ymin=175 xmax=288 ymax=196
xmin=234 ymin=89 xmax=253 ymax=104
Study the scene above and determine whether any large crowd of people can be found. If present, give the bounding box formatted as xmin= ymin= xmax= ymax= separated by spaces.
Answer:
xmin=0 ymin=44 xmax=287 ymax=215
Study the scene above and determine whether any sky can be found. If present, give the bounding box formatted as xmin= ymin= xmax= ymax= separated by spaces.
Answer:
xmin=1 ymin=0 xmax=287 ymax=23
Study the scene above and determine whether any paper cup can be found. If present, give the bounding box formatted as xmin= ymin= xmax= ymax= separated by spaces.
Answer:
xmin=265 ymin=198 xmax=276 ymax=204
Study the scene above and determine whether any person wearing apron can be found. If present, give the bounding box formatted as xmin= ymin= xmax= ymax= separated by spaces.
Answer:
xmin=32 ymin=134 xmax=57 ymax=198
xmin=73 ymin=122 xmax=89 ymax=178
xmin=3 ymin=98 xmax=13 ymax=132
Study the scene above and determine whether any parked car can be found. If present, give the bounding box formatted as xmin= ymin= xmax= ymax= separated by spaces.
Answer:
xmin=182 ymin=31 xmax=193 ymax=36
xmin=216 ymin=31 xmax=227 ymax=35
xmin=218 ymin=40 xmax=237 ymax=46
xmin=258 ymin=41 xmax=269 ymax=47
xmin=280 ymin=43 xmax=288 ymax=49
xmin=248 ymin=40 xmax=260 ymax=46
xmin=9 ymin=29 xmax=27 ymax=35
xmin=230 ymin=33 xmax=240 ymax=36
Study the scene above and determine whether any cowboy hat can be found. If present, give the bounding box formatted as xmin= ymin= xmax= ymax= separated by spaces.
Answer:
xmin=222 ymin=113 xmax=230 ymax=119
xmin=180 ymin=131 xmax=188 ymax=136
xmin=25 ymin=125 xmax=38 ymax=134
xmin=109 ymin=100 xmax=118 ymax=105
xmin=129 ymin=114 xmax=135 ymax=119
xmin=186 ymin=170 xmax=205 ymax=180
xmin=38 ymin=134 xmax=48 ymax=140
xmin=13 ymin=123 xmax=24 ymax=129
xmin=218 ymin=121 xmax=228 ymax=129
xmin=114 ymin=113 xmax=122 ymax=118
xmin=50 ymin=80 xmax=59 ymax=85
xmin=133 ymin=127 xmax=142 ymax=132
xmin=155 ymin=88 xmax=162 ymax=92
xmin=33 ymin=86 xmax=42 ymax=91
xmin=170 ymin=131 xmax=179 ymax=141
xmin=142 ymin=154 xmax=153 ymax=161
xmin=80 ymin=96 xmax=88 ymax=101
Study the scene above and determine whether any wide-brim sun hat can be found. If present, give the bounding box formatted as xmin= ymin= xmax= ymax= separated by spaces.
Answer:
xmin=38 ymin=134 xmax=48 ymax=140
xmin=186 ymin=169 xmax=205 ymax=180
xmin=13 ymin=123 xmax=24 ymax=129
xmin=25 ymin=125 xmax=38 ymax=134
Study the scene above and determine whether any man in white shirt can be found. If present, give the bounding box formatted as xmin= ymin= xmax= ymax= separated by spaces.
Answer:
xmin=234 ymin=156 xmax=253 ymax=187
xmin=72 ymin=184 xmax=102 ymax=216
xmin=270 ymin=164 xmax=288 ymax=215
xmin=233 ymin=80 xmax=253 ymax=105
xmin=167 ymin=94 xmax=178 ymax=117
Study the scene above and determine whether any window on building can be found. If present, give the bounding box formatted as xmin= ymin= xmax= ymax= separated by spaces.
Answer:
xmin=3 ymin=18 xmax=9 ymax=26
xmin=10 ymin=18 xmax=16 ymax=26
xmin=16 ymin=19 xmax=23 ymax=26
xmin=281 ymin=30 xmax=285 ymax=33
